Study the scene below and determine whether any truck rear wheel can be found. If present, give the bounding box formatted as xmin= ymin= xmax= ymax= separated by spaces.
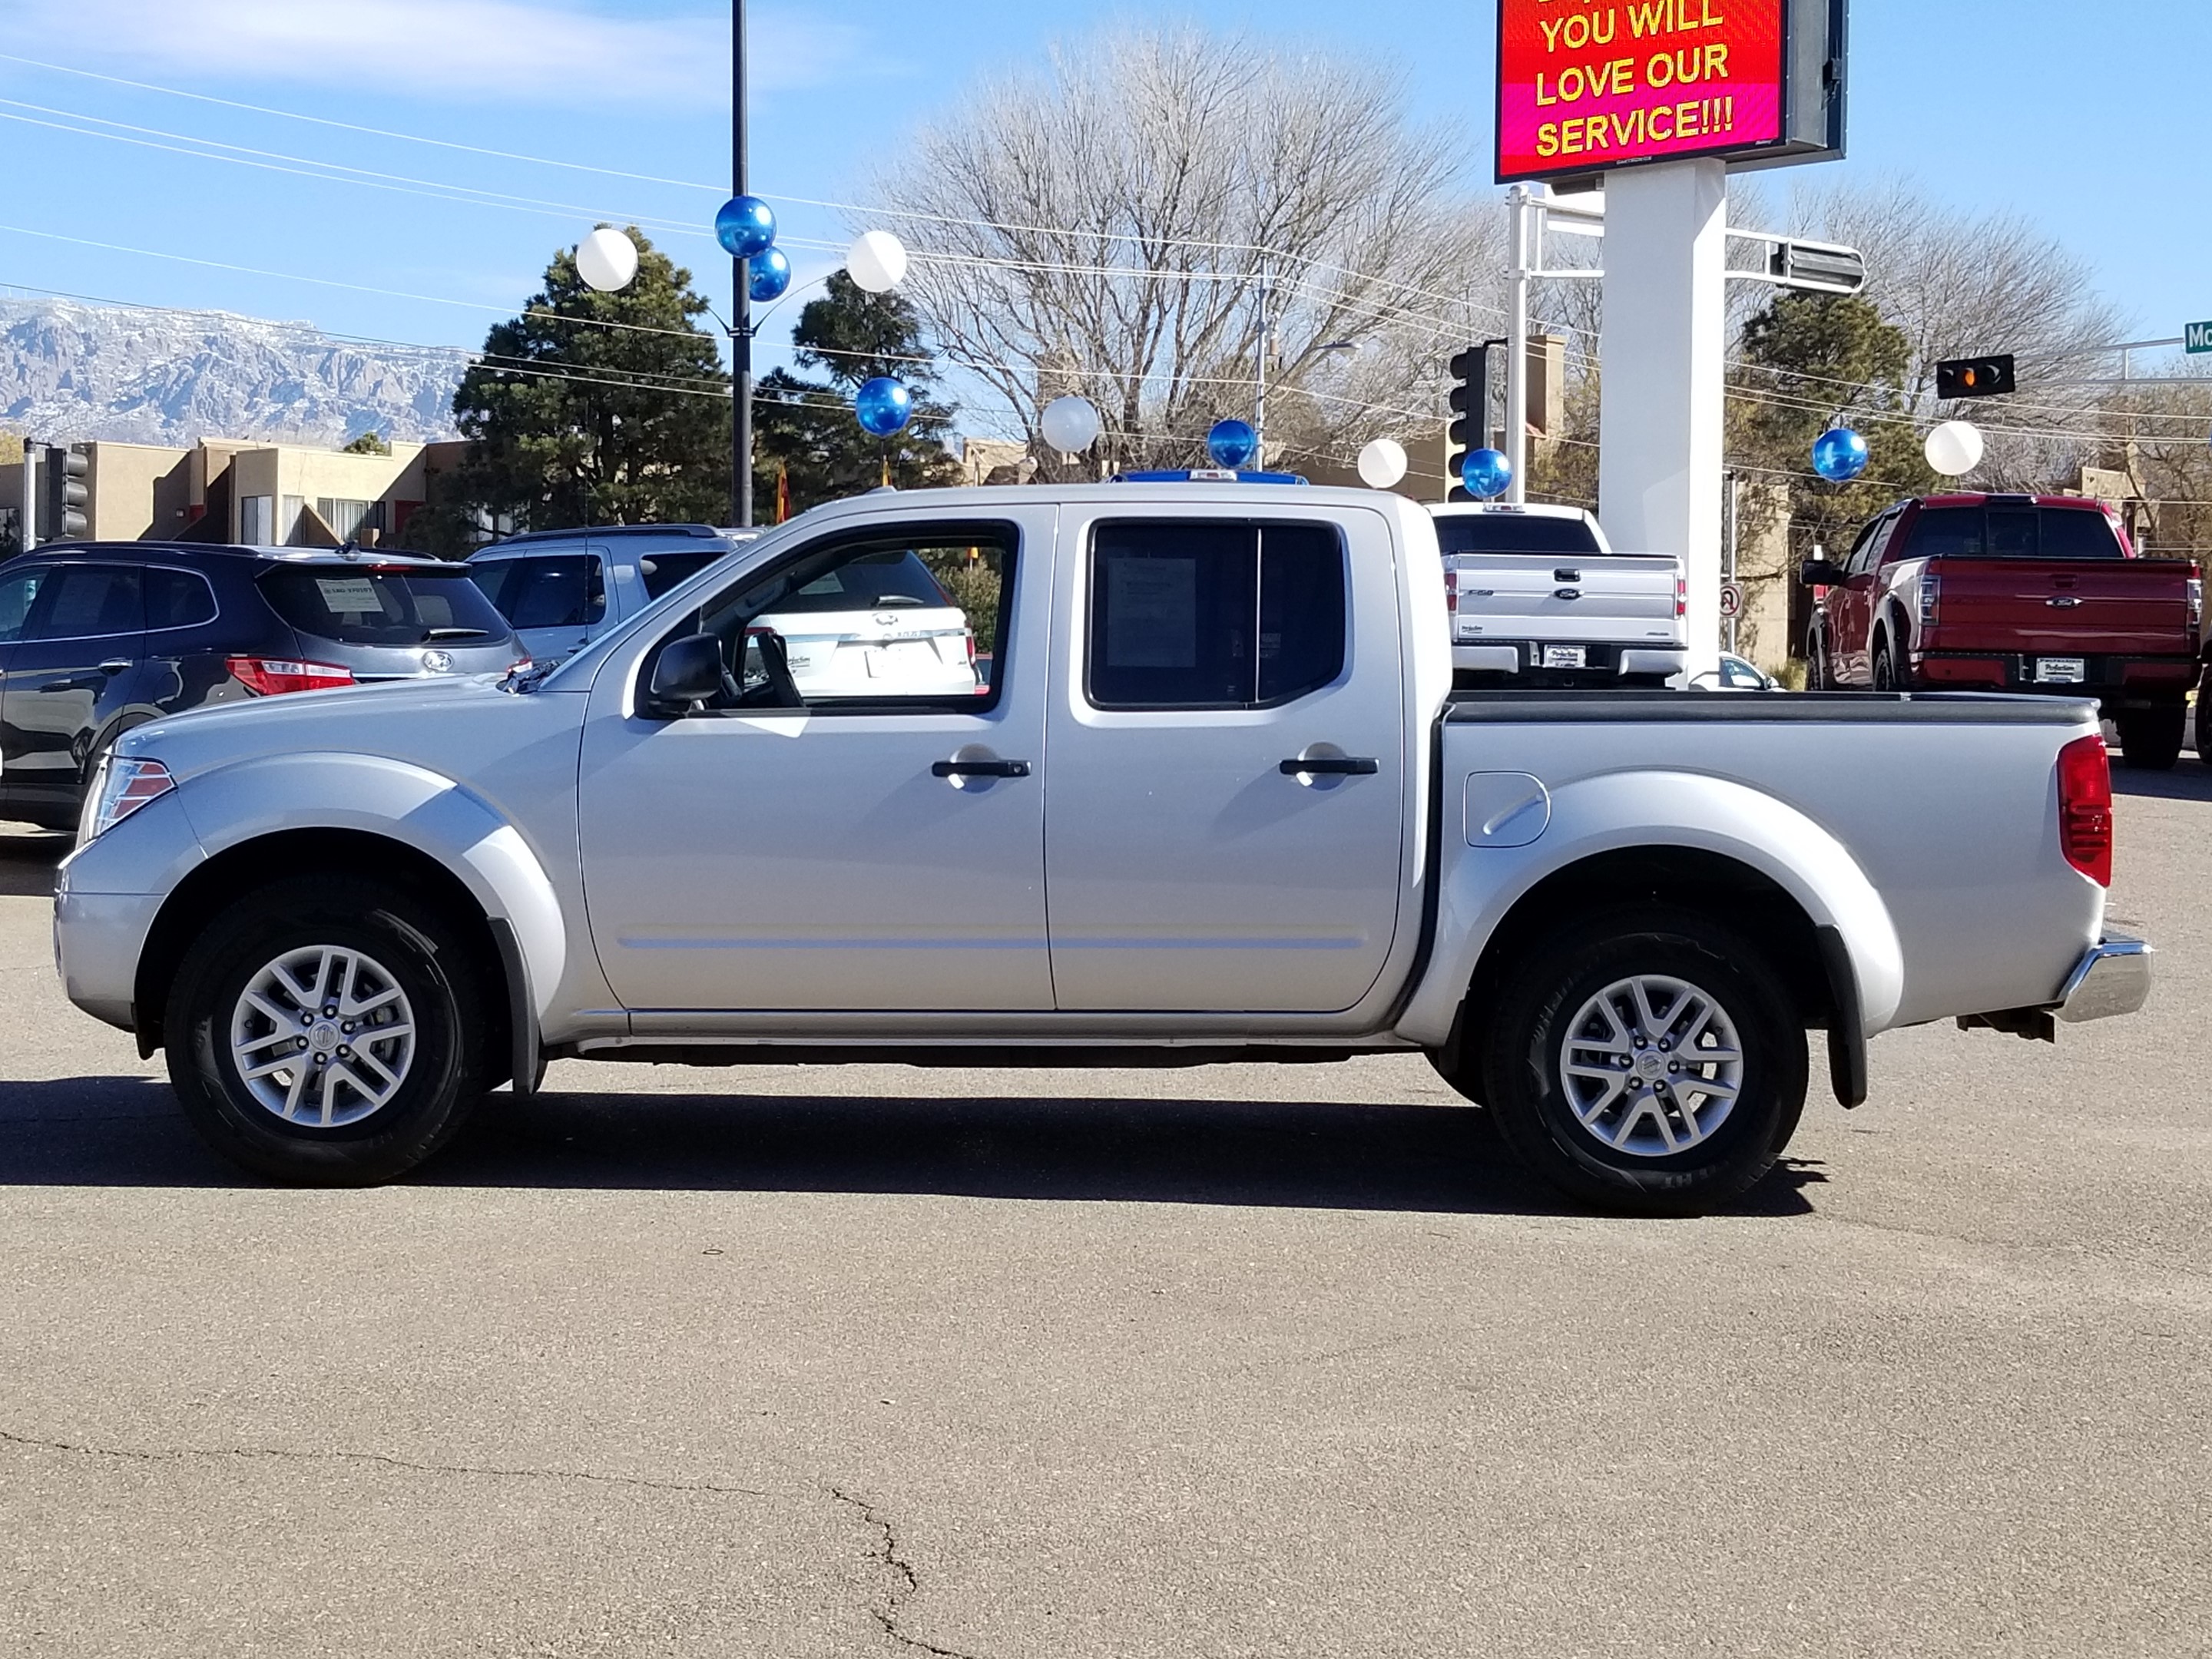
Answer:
xmin=1871 ymin=639 xmax=1899 ymax=691
xmin=164 ymin=876 xmax=489 ymax=1186
xmin=1475 ymin=907 xmax=1808 ymax=1216
xmin=2116 ymin=707 xmax=2184 ymax=772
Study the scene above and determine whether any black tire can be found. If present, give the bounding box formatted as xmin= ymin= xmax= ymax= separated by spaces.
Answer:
xmin=1870 ymin=637 xmax=1899 ymax=692
xmin=2193 ymin=681 xmax=2212 ymax=766
xmin=2115 ymin=707 xmax=2184 ymax=772
xmin=1805 ymin=637 xmax=1830 ymax=691
xmin=165 ymin=876 xmax=490 ymax=1185
xmin=1477 ymin=906 xmax=1809 ymax=1217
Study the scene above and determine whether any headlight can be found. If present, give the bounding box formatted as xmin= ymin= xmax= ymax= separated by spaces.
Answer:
xmin=80 ymin=756 xmax=176 ymax=846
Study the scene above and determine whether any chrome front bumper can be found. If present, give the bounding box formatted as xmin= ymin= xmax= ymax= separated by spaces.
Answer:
xmin=2055 ymin=934 xmax=2152 ymax=1024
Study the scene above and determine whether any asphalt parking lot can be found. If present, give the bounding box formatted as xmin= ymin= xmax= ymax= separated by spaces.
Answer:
xmin=3 ymin=770 xmax=2208 ymax=1658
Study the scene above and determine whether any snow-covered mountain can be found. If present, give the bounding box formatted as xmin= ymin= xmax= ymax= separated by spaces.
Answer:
xmin=0 ymin=298 xmax=465 ymax=448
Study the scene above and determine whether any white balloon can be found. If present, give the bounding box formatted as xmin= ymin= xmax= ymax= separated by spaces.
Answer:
xmin=846 ymin=230 xmax=909 ymax=294
xmin=1925 ymin=419 xmax=1985 ymax=477
xmin=1040 ymin=395 xmax=1101 ymax=454
xmin=1357 ymin=438 xmax=1409 ymax=489
xmin=576 ymin=227 xmax=639 ymax=293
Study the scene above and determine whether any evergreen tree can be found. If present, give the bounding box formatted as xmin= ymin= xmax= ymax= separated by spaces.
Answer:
xmin=1730 ymin=293 xmax=1936 ymax=564
xmin=753 ymin=271 xmax=960 ymax=516
xmin=442 ymin=228 xmax=732 ymax=535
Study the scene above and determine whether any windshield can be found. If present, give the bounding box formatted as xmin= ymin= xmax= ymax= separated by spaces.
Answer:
xmin=1433 ymin=515 xmax=1603 ymax=557
xmin=260 ymin=565 xmax=514 ymax=647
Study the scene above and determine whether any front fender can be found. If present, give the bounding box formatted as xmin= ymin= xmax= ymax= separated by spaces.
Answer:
xmin=1396 ymin=769 xmax=1906 ymax=1047
xmin=169 ymin=752 xmax=569 ymax=1023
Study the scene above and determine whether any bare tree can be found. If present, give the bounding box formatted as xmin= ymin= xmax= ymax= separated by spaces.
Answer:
xmin=1781 ymin=177 xmax=2126 ymax=489
xmin=873 ymin=28 xmax=1503 ymax=474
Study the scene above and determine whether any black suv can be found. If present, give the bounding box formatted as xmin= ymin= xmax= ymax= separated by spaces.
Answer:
xmin=0 ymin=543 xmax=524 ymax=829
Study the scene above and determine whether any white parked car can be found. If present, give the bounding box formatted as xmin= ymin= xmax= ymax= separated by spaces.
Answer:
xmin=1432 ymin=502 xmax=1687 ymax=686
xmin=468 ymin=526 xmax=982 ymax=699
xmin=1690 ymin=654 xmax=1783 ymax=693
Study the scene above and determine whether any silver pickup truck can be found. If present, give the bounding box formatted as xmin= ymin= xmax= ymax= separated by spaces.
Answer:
xmin=53 ymin=483 xmax=2148 ymax=1214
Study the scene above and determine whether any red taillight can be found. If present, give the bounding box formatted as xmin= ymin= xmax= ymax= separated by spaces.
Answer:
xmin=1674 ymin=575 xmax=1687 ymax=619
xmin=226 ymin=656 xmax=356 ymax=697
xmin=2057 ymin=733 xmax=2113 ymax=887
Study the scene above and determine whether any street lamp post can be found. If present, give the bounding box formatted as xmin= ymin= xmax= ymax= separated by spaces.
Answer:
xmin=730 ymin=0 xmax=752 ymax=528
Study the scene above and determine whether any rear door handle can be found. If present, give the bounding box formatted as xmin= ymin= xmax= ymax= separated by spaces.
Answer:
xmin=1279 ymin=756 xmax=1379 ymax=777
xmin=932 ymin=758 xmax=1031 ymax=778
xmin=100 ymin=659 xmax=132 ymax=674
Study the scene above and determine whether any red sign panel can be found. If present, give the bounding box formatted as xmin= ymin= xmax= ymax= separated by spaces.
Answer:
xmin=1497 ymin=0 xmax=1788 ymax=181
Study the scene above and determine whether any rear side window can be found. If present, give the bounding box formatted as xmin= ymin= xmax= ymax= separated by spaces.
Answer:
xmin=27 ymin=564 xmax=142 ymax=639
xmin=1088 ymin=522 xmax=1346 ymax=710
xmin=145 ymin=568 xmax=219 ymax=630
xmin=260 ymin=566 xmax=512 ymax=646
xmin=1432 ymin=514 xmax=1602 ymax=557
xmin=470 ymin=555 xmax=606 ymax=629
xmin=637 ymin=550 xmax=723 ymax=598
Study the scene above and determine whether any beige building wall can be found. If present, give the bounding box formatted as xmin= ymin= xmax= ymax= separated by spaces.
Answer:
xmin=84 ymin=442 xmax=190 ymax=541
xmin=1728 ymin=479 xmax=1796 ymax=674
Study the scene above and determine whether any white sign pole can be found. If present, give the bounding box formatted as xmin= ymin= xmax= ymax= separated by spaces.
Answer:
xmin=1504 ymin=184 xmax=1535 ymax=505
xmin=1598 ymin=157 xmax=1728 ymax=677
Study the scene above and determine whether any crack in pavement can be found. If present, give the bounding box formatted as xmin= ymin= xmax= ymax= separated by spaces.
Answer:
xmin=0 ymin=1426 xmax=774 ymax=1501
xmin=823 ymin=1484 xmax=988 ymax=1659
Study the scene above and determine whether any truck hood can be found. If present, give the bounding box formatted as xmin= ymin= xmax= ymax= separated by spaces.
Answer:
xmin=117 ymin=672 xmax=582 ymax=783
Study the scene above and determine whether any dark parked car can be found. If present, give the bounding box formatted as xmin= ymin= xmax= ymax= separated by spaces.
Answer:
xmin=0 ymin=543 xmax=524 ymax=829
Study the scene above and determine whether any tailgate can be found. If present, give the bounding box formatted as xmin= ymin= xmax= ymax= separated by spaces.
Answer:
xmin=1447 ymin=554 xmax=1681 ymax=644
xmin=1930 ymin=558 xmax=2195 ymax=656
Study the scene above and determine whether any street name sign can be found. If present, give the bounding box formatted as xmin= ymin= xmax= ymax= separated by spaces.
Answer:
xmin=2186 ymin=321 xmax=2212 ymax=355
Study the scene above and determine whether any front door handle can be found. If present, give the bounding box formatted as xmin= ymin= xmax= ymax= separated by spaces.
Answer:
xmin=100 ymin=659 xmax=132 ymax=674
xmin=1279 ymin=756 xmax=1379 ymax=777
xmin=932 ymin=758 xmax=1031 ymax=779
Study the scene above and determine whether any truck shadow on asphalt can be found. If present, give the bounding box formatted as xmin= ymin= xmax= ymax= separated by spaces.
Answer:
xmin=2111 ymin=763 xmax=2212 ymax=802
xmin=0 ymin=1075 xmax=1826 ymax=1217
xmin=0 ymin=831 xmax=68 ymax=898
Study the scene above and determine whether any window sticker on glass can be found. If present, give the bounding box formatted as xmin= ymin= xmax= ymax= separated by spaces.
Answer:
xmin=1104 ymin=558 xmax=1197 ymax=668
xmin=316 ymin=577 xmax=383 ymax=613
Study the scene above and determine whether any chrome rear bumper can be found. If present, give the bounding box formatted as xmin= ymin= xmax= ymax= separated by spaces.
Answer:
xmin=2055 ymin=934 xmax=2152 ymax=1024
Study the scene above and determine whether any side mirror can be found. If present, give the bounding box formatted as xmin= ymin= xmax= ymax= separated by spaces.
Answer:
xmin=1799 ymin=559 xmax=1846 ymax=587
xmin=648 ymin=633 xmax=724 ymax=710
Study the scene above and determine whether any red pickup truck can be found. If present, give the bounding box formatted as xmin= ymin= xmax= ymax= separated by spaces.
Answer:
xmin=1803 ymin=494 xmax=2205 ymax=768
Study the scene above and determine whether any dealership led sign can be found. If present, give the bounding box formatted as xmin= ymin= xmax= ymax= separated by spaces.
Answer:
xmin=1496 ymin=0 xmax=1847 ymax=183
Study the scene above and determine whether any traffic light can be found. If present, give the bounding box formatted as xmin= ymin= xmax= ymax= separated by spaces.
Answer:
xmin=1935 ymin=355 xmax=2017 ymax=400
xmin=1446 ymin=341 xmax=1502 ymax=502
xmin=37 ymin=444 xmax=89 ymax=541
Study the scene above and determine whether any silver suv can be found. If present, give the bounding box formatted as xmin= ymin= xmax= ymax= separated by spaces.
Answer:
xmin=465 ymin=525 xmax=744 ymax=667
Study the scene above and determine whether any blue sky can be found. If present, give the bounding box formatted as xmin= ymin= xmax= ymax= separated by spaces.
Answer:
xmin=0 ymin=0 xmax=2204 ymax=438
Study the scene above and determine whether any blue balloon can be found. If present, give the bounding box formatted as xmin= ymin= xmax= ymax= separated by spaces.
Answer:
xmin=748 ymin=247 xmax=792 ymax=303
xmin=715 ymin=194 xmax=777 ymax=260
xmin=1812 ymin=426 xmax=1870 ymax=483
xmin=1460 ymin=448 xmax=1513 ymax=500
xmin=1207 ymin=419 xmax=1258 ymax=470
xmin=855 ymin=376 xmax=913 ymax=437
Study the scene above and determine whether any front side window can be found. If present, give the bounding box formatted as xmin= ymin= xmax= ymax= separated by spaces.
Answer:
xmin=1087 ymin=521 xmax=1346 ymax=710
xmin=26 ymin=564 xmax=143 ymax=641
xmin=671 ymin=522 xmax=1015 ymax=711
xmin=0 ymin=565 xmax=48 ymax=643
xmin=470 ymin=555 xmax=606 ymax=630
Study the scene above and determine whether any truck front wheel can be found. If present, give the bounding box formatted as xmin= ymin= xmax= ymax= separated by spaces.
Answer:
xmin=164 ymin=876 xmax=490 ymax=1186
xmin=1475 ymin=907 xmax=1808 ymax=1216
xmin=2115 ymin=706 xmax=2184 ymax=771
